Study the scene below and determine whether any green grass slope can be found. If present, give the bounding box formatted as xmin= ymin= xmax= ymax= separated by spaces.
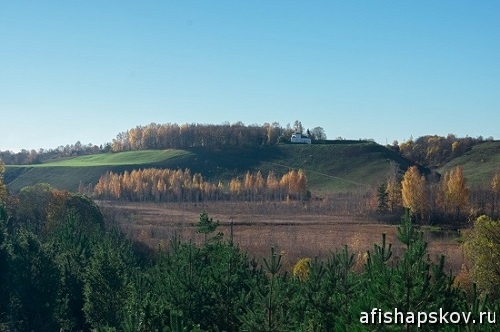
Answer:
xmin=5 ymin=142 xmax=416 ymax=194
xmin=5 ymin=150 xmax=195 ymax=192
xmin=438 ymin=141 xmax=500 ymax=187
xmin=25 ymin=150 xmax=192 ymax=167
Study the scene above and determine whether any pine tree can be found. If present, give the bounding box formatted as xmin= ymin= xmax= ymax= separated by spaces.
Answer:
xmin=241 ymin=247 xmax=293 ymax=331
xmin=364 ymin=210 xmax=458 ymax=331
xmin=290 ymin=257 xmax=328 ymax=330
xmin=196 ymin=212 xmax=220 ymax=243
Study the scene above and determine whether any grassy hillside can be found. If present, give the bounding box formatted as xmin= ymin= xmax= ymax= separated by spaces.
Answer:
xmin=5 ymin=142 xmax=416 ymax=193
xmin=438 ymin=140 xmax=500 ymax=187
xmin=27 ymin=149 xmax=193 ymax=167
xmin=5 ymin=150 xmax=195 ymax=192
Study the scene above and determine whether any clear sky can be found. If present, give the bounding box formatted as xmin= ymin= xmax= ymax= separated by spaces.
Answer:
xmin=1 ymin=1 xmax=499 ymax=152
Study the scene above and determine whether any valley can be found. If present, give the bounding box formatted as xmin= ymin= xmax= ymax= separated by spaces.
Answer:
xmin=102 ymin=201 xmax=464 ymax=274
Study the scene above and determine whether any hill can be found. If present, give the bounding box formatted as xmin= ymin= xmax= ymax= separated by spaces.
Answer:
xmin=5 ymin=142 xmax=418 ymax=194
xmin=438 ymin=140 xmax=500 ymax=187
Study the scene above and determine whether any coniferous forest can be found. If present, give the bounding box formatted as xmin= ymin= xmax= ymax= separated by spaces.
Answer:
xmin=1 ymin=181 xmax=500 ymax=331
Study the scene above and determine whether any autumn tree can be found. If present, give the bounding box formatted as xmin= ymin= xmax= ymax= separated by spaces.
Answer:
xmin=280 ymin=170 xmax=297 ymax=201
xmin=265 ymin=122 xmax=281 ymax=145
xmin=244 ymin=172 xmax=254 ymax=200
xmin=401 ymin=166 xmax=428 ymax=222
xmin=94 ymin=168 xmax=209 ymax=203
xmin=296 ymin=169 xmax=309 ymax=201
xmin=266 ymin=171 xmax=279 ymax=200
xmin=94 ymin=168 xmax=309 ymax=204
xmin=110 ymin=122 xmax=315 ymax=151
xmin=398 ymin=134 xmax=483 ymax=168
xmin=442 ymin=165 xmax=469 ymax=221
xmin=229 ymin=178 xmax=242 ymax=200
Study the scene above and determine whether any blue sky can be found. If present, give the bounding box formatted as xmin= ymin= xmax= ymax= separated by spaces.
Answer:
xmin=1 ymin=1 xmax=499 ymax=152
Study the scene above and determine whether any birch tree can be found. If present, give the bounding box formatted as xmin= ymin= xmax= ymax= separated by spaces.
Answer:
xmin=401 ymin=166 xmax=428 ymax=222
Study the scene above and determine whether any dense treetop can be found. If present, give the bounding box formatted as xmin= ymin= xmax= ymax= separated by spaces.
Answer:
xmin=0 ymin=121 xmax=328 ymax=164
xmin=0 ymin=121 xmax=494 ymax=170
xmin=390 ymin=134 xmax=493 ymax=168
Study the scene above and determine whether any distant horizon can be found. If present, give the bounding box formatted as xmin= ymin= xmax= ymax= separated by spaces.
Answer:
xmin=1 ymin=120 xmax=496 ymax=154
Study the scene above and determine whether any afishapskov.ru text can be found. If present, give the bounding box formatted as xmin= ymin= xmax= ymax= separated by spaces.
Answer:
xmin=360 ymin=308 xmax=496 ymax=327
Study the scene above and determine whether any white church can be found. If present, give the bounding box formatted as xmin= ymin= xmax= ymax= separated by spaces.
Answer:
xmin=290 ymin=133 xmax=312 ymax=144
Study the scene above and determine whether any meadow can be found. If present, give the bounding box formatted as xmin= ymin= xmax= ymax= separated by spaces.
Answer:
xmin=104 ymin=201 xmax=464 ymax=274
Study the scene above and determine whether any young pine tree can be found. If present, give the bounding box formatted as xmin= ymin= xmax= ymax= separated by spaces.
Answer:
xmin=196 ymin=212 xmax=220 ymax=243
xmin=363 ymin=211 xmax=459 ymax=331
xmin=241 ymin=247 xmax=294 ymax=331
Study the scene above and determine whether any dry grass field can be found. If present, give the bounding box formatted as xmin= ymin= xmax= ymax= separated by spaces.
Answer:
xmin=99 ymin=201 xmax=464 ymax=274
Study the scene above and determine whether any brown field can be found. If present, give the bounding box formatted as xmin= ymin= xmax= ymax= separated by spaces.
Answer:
xmin=99 ymin=201 xmax=464 ymax=274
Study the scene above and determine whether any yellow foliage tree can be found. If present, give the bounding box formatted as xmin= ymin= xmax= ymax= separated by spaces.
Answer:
xmin=443 ymin=165 xmax=469 ymax=219
xmin=401 ymin=166 xmax=428 ymax=221
xmin=296 ymin=169 xmax=308 ymax=197
xmin=229 ymin=178 xmax=242 ymax=198
xmin=266 ymin=171 xmax=279 ymax=199
xmin=254 ymin=170 xmax=265 ymax=195
xmin=244 ymin=171 xmax=254 ymax=198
